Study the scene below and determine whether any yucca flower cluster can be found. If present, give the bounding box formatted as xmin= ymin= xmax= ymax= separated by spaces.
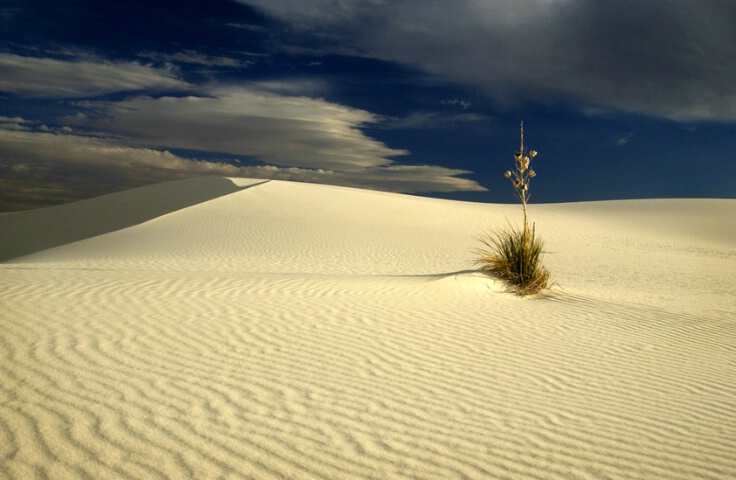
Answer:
xmin=504 ymin=121 xmax=537 ymax=232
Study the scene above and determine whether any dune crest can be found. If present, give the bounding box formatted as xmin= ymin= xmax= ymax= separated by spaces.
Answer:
xmin=2 ymin=178 xmax=735 ymax=479
xmin=0 ymin=177 xmax=267 ymax=261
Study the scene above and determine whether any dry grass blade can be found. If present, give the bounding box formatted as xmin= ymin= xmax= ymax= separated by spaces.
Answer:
xmin=475 ymin=223 xmax=549 ymax=295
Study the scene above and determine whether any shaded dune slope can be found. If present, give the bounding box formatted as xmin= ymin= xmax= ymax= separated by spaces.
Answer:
xmin=0 ymin=177 xmax=266 ymax=261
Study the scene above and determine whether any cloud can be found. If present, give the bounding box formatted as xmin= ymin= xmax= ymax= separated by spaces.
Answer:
xmin=242 ymin=0 xmax=736 ymax=122
xmin=68 ymin=85 xmax=409 ymax=170
xmin=326 ymin=164 xmax=485 ymax=193
xmin=442 ymin=99 xmax=472 ymax=110
xmin=0 ymin=51 xmax=487 ymax=211
xmin=0 ymin=53 xmax=189 ymax=97
xmin=610 ymin=132 xmax=634 ymax=147
xmin=0 ymin=127 xmax=244 ymax=192
xmin=0 ymin=116 xmax=33 ymax=131
xmin=138 ymin=50 xmax=257 ymax=68
xmin=385 ymin=111 xmax=488 ymax=130
xmin=0 ymin=121 xmax=484 ymax=211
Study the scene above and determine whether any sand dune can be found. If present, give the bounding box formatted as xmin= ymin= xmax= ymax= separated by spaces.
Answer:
xmin=2 ymin=178 xmax=735 ymax=479
xmin=0 ymin=177 xmax=267 ymax=262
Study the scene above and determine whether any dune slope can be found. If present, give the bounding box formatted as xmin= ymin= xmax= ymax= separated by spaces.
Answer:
xmin=0 ymin=177 xmax=266 ymax=261
xmin=2 ymin=178 xmax=735 ymax=479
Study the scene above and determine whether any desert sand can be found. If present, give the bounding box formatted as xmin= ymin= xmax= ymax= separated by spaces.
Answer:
xmin=1 ymin=177 xmax=735 ymax=479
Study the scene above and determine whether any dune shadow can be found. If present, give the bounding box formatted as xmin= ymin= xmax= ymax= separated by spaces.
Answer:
xmin=0 ymin=177 xmax=268 ymax=262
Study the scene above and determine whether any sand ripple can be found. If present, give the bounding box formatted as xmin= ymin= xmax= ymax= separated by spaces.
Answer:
xmin=2 ymin=180 xmax=734 ymax=479
xmin=3 ymin=266 xmax=734 ymax=479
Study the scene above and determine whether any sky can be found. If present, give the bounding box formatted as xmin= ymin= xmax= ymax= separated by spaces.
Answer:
xmin=1 ymin=0 xmax=735 ymax=211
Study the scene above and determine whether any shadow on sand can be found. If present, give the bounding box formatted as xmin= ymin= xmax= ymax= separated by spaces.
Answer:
xmin=0 ymin=177 xmax=268 ymax=262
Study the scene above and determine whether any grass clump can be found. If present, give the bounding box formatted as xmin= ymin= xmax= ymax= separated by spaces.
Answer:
xmin=476 ymin=222 xmax=549 ymax=295
xmin=475 ymin=122 xmax=550 ymax=296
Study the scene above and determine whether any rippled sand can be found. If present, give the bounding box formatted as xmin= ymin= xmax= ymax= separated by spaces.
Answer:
xmin=2 ymin=178 xmax=735 ymax=479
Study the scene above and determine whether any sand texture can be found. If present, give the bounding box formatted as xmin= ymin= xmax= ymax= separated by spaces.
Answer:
xmin=2 ymin=178 xmax=735 ymax=479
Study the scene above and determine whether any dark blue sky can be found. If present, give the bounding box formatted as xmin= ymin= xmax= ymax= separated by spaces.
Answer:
xmin=1 ymin=0 xmax=735 ymax=211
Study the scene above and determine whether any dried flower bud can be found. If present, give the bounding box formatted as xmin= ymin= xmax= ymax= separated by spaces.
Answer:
xmin=530 ymin=150 xmax=537 ymax=158
xmin=512 ymin=180 xmax=520 ymax=188
xmin=515 ymin=153 xmax=522 ymax=161
xmin=520 ymin=183 xmax=527 ymax=191
xmin=520 ymin=158 xmax=529 ymax=172
xmin=504 ymin=170 xmax=512 ymax=178
xmin=528 ymin=170 xmax=536 ymax=177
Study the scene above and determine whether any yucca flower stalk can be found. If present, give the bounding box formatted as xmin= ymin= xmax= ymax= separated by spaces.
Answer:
xmin=504 ymin=121 xmax=537 ymax=237
xmin=475 ymin=122 xmax=550 ymax=296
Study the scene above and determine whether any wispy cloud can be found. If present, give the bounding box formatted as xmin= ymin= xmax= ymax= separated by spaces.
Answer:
xmin=0 ymin=53 xmax=189 ymax=97
xmin=386 ymin=111 xmax=487 ymax=130
xmin=442 ymin=99 xmax=472 ymax=110
xmin=610 ymin=132 xmax=634 ymax=147
xmin=138 ymin=50 xmax=257 ymax=68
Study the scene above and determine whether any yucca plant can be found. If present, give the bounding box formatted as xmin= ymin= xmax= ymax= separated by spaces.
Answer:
xmin=475 ymin=122 xmax=550 ymax=295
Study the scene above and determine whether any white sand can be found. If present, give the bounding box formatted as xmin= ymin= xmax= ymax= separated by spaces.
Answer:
xmin=2 ymin=177 xmax=735 ymax=479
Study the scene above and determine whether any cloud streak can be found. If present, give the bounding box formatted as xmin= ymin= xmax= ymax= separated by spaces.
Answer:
xmin=0 ymin=53 xmax=189 ymax=97
xmin=138 ymin=50 xmax=257 ymax=68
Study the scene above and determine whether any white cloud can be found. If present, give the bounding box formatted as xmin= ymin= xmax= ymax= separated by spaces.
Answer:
xmin=0 ymin=116 xmax=32 ymax=131
xmin=0 ymin=53 xmax=189 ymax=97
xmin=0 ymin=127 xmax=242 ymax=177
xmin=0 ymin=116 xmax=28 ymax=123
xmin=68 ymin=85 xmax=408 ymax=170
